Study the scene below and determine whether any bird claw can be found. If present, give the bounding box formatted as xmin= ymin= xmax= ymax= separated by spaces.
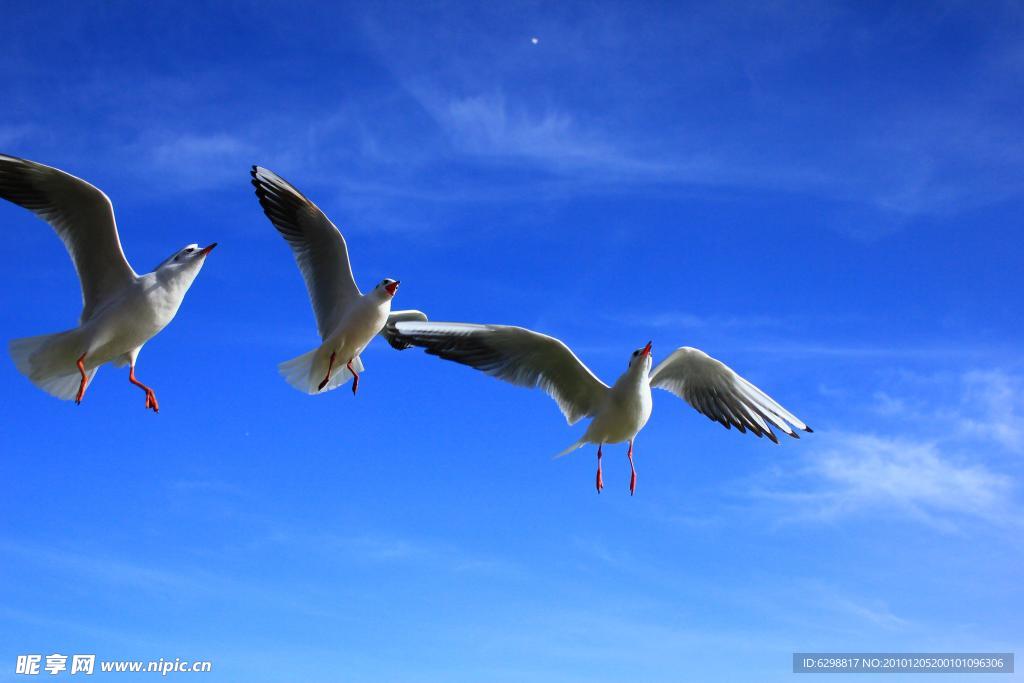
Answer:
xmin=629 ymin=470 xmax=636 ymax=496
xmin=145 ymin=390 xmax=159 ymax=413
xmin=351 ymin=376 xmax=359 ymax=395
xmin=596 ymin=468 xmax=604 ymax=493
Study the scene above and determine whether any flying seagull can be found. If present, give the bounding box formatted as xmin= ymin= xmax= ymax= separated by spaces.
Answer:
xmin=392 ymin=321 xmax=811 ymax=494
xmin=251 ymin=166 xmax=426 ymax=395
xmin=2 ymin=153 xmax=217 ymax=411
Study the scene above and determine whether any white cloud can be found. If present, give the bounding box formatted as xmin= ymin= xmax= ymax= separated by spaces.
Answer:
xmin=146 ymin=132 xmax=259 ymax=191
xmin=357 ymin=4 xmax=1024 ymax=234
xmin=265 ymin=528 xmax=522 ymax=576
xmin=426 ymin=91 xmax=672 ymax=180
xmin=958 ymin=370 xmax=1024 ymax=453
xmin=603 ymin=309 xmax=786 ymax=332
xmin=825 ymin=592 xmax=909 ymax=630
xmin=754 ymin=432 xmax=1017 ymax=530
xmin=866 ymin=370 xmax=1024 ymax=454
xmin=749 ymin=367 xmax=1024 ymax=530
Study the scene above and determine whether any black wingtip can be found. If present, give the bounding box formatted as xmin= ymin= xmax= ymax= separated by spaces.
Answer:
xmin=804 ymin=426 xmax=814 ymax=433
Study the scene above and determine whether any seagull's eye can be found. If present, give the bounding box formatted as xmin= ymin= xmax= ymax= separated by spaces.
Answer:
xmin=185 ymin=248 xmax=195 ymax=254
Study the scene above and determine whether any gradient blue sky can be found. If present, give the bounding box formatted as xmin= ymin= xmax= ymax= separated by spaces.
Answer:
xmin=1 ymin=2 xmax=1022 ymax=681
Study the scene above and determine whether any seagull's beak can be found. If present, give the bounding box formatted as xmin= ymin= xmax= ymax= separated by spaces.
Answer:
xmin=641 ymin=341 xmax=652 ymax=357
xmin=199 ymin=243 xmax=217 ymax=256
xmin=385 ymin=280 xmax=400 ymax=296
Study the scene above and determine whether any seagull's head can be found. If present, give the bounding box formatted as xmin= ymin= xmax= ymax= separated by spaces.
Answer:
xmin=374 ymin=278 xmax=400 ymax=299
xmin=154 ymin=243 xmax=217 ymax=284
xmin=628 ymin=341 xmax=653 ymax=370
xmin=157 ymin=242 xmax=217 ymax=269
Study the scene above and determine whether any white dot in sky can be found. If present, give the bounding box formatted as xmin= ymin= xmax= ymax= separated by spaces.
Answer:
xmin=531 ymin=37 xmax=539 ymax=44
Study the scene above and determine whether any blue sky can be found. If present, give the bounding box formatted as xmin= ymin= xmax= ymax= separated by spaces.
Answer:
xmin=1 ymin=1 xmax=1022 ymax=680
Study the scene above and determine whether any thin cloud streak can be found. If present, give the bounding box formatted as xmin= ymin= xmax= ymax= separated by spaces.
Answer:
xmin=750 ymin=432 xmax=1019 ymax=531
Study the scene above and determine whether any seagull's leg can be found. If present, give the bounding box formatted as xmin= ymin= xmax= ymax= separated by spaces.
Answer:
xmin=595 ymin=444 xmax=604 ymax=493
xmin=627 ymin=440 xmax=637 ymax=496
xmin=128 ymin=365 xmax=159 ymax=413
xmin=75 ymin=353 xmax=88 ymax=405
xmin=347 ymin=359 xmax=360 ymax=395
xmin=317 ymin=351 xmax=336 ymax=392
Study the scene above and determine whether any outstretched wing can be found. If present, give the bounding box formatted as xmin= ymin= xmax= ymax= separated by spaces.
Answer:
xmin=380 ymin=309 xmax=429 ymax=350
xmin=650 ymin=346 xmax=811 ymax=443
xmin=0 ymin=154 xmax=137 ymax=321
xmin=392 ymin=321 xmax=609 ymax=424
xmin=251 ymin=166 xmax=361 ymax=339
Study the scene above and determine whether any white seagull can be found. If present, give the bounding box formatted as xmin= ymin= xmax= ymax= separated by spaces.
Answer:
xmin=251 ymin=166 xmax=426 ymax=395
xmin=392 ymin=321 xmax=812 ymax=494
xmin=2 ymin=154 xmax=217 ymax=412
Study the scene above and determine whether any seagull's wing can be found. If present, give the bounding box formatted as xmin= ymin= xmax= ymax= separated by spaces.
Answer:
xmin=251 ymin=166 xmax=361 ymax=339
xmin=393 ymin=321 xmax=609 ymax=424
xmin=380 ymin=309 xmax=429 ymax=350
xmin=0 ymin=154 xmax=137 ymax=322
xmin=649 ymin=346 xmax=811 ymax=443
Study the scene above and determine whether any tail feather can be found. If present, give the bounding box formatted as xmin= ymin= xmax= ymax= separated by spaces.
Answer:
xmin=278 ymin=348 xmax=365 ymax=395
xmin=555 ymin=439 xmax=586 ymax=458
xmin=9 ymin=332 xmax=96 ymax=401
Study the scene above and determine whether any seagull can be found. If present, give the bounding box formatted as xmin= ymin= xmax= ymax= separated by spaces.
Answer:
xmin=251 ymin=166 xmax=426 ymax=395
xmin=391 ymin=321 xmax=812 ymax=494
xmin=1 ymin=153 xmax=216 ymax=412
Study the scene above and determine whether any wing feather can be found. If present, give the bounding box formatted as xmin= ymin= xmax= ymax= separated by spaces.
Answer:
xmin=650 ymin=346 xmax=810 ymax=442
xmin=0 ymin=154 xmax=137 ymax=321
xmin=380 ymin=309 xmax=429 ymax=349
xmin=251 ymin=166 xmax=360 ymax=339
xmin=392 ymin=321 xmax=609 ymax=424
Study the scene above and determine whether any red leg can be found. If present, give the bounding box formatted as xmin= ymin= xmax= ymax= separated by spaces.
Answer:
xmin=129 ymin=365 xmax=159 ymax=413
xmin=595 ymin=444 xmax=604 ymax=493
xmin=318 ymin=351 xmax=336 ymax=391
xmin=347 ymin=359 xmax=359 ymax=395
xmin=75 ymin=353 xmax=88 ymax=405
xmin=627 ymin=440 xmax=637 ymax=496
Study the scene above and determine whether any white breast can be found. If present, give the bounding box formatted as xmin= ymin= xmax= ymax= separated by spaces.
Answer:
xmin=583 ymin=377 xmax=653 ymax=445
xmin=326 ymin=295 xmax=392 ymax=357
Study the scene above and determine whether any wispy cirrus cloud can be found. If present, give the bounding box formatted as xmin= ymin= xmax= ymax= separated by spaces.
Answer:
xmin=602 ymin=309 xmax=787 ymax=333
xmin=144 ymin=132 xmax=260 ymax=192
xmin=0 ymin=537 xmax=370 ymax=622
xmin=417 ymin=91 xmax=673 ymax=180
xmin=748 ymin=365 xmax=1024 ymax=531
xmin=7 ymin=3 xmax=1021 ymax=238
xmin=354 ymin=2 xmax=1024 ymax=239
xmin=872 ymin=369 xmax=1024 ymax=454
xmin=263 ymin=528 xmax=522 ymax=577
xmin=958 ymin=370 xmax=1024 ymax=453
xmin=753 ymin=432 xmax=1017 ymax=531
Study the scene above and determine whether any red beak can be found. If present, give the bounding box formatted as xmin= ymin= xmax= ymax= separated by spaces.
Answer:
xmin=199 ymin=242 xmax=217 ymax=256
xmin=385 ymin=280 xmax=400 ymax=296
xmin=641 ymin=341 xmax=652 ymax=357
